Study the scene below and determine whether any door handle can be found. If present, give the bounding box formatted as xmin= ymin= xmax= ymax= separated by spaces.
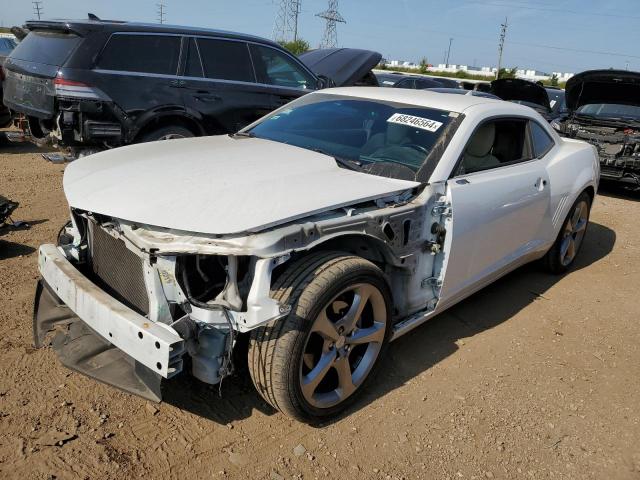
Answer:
xmin=195 ymin=94 xmax=222 ymax=103
xmin=534 ymin=178 xmax=548 ymax=191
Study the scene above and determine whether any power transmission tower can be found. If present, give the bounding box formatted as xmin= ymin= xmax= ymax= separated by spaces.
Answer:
xmin=273 ymin=0 xmax=302 ymax=43
xmin=496 ymin=17 xmax=508 ymax=79
xmin=316 ymin=0 xmax=345 ymax=48
xmin=32 ymin=1 xmax=43 ymax=20
xmin=157 ymin=2 xmax=166 ymax=24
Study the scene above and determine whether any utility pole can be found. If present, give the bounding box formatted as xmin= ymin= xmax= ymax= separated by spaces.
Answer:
xmin=496 ymin=17 xmax=508 ymax=79
xmin=445 ymin=37 xmax=453 ymax=67
xmin=32 ymin=1 xmax=43 ymax=20
xmin=317 ymin=0 xmax=346 ymax=49
xmin=157 ymin=2 xmax=166 ymax=24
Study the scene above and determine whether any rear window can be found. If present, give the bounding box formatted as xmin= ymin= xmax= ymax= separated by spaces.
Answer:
xmin=9 ymin=31 xmax=81 ymax=66
xmin=196 ymin=38 xmax=255 ymax=82
xmin=530 ymin=121 xmax=554 ymax=157
xmin=97 ymin=34 xmax=181 ymax=75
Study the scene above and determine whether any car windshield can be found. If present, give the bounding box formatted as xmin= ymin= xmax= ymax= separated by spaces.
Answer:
xmin=0 ymin=38 xmax=16 ymax=56
xmin=577 ymin=103 xmax=640 ymax=121
xmin=246 ymin=93 xmax=459 ymax=181
xmin=546 ymin=89 xmax=566 ymax=114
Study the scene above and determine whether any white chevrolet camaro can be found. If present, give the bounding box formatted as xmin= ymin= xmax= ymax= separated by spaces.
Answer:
xmin=34 ymin=87 xmax=599 ymax=422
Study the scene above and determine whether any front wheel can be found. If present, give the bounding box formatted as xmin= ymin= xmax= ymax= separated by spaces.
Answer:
xmin=248 ymin=252 xmax=392 ymax=422
xmin=544 ymin=191 xmax=592 ymax=274
xmin=138 ymin=125 xmax=194 ymax=143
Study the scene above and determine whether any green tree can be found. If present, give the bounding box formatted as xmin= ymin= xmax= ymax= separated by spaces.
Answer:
xmin=278 ymin=39 xmax=310 ymax=56
xmin=550 ymin=73 xmax=559 ymax=87
xmin=419 ymin=57 xmax=429 ymax=74
xmin=497 ymin=67 xmax=517 ymax=79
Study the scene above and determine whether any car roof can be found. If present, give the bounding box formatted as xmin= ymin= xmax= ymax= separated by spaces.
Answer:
xmin=320 ymin=86 xmax=504 ymax=113
xmin=25 ymin=19 xmax=281 ymax=47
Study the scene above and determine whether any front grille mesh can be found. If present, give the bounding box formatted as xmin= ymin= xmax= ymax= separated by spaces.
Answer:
xmin=89 ymin=223 xmax=150 ymax=315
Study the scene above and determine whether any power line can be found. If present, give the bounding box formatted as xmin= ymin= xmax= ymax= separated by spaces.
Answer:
xmin=317 ymin=0 xmax=345 ymax=49
xmin=32 ymin=1 xmax=43 ymax=20
xmin=462 ymin=0 xmax=640 ymax=21
xmin=157 ymin=2 xmax=166 ymax=24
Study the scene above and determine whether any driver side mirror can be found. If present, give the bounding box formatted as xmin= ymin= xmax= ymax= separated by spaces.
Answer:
xmin=316 ymin=74 xmax=335 ymax=90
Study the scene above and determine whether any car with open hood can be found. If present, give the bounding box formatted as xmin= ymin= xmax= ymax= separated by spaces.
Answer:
xmin=557 ymin=69 xmax=640 ymax=188
xmin=491 ymin=78 xmax=552 ymax=120
xmin=33 ymin=87 xmax=599 ymax=422
xmin=2 ymin=17 xmax=380 ymax=154
xmin=0 ymin=35 xmax=17 ymax=128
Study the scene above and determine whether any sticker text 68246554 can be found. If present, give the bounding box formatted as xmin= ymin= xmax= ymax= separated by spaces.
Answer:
xmin=387 ymin=113 xmax=443 ymax=133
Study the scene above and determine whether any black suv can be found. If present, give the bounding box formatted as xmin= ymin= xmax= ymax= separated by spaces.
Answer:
xmin=2 ymin=18 xmax=380 ymax=150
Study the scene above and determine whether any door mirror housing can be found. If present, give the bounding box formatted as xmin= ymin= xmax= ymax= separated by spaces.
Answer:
xmin=316 ymin=74 xmax=335 ymax=90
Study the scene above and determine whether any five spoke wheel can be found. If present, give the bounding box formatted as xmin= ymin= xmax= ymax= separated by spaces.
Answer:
xmin=300 ymin=284 xmax=387 ymax=409
xmin=560 ymin=199 xmax=589 ymax=266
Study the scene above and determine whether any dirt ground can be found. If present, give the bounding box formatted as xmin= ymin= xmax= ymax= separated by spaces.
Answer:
xmin=0 ymin=134 xmax=639 ymax=480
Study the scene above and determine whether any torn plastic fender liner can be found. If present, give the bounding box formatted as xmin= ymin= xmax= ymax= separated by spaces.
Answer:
xmin=33 ymin=280 xmax=164 ymax=402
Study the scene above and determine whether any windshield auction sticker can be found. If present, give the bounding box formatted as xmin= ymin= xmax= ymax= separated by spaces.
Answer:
xmin=387 ymin=113 xmax=443 ymax=132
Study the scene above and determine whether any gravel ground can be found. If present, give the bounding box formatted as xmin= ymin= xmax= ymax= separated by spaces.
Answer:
xmin=0 ymin=135 xmax=639 ymax=480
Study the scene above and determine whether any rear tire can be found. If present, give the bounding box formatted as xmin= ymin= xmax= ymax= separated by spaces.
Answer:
xmin=248 ymin=252 xmax=392 ymax=422
xmin=138 ymin=125 xmax=194 ymax=143
xmin=544 ymin=191 xmax=591 ymax=274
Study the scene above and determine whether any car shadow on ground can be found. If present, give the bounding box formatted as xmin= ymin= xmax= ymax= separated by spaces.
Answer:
xmin=161 ymin=221 xmax=616 ymax=425
xmin=0 ymin=238 xmax=36 ymax=259
xmin=597 ymin=182 xmax=640 ymax=202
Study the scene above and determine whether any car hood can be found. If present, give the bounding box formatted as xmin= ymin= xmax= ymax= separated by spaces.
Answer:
xmin=565 ymin=69 xmax=640 ymax=111
xmin=299 ymin=48 xmax=381 ymax=86
xmin=491 ymin=78 xmax=551 ymax=110
xmin=63 ymin=135 xmax=419 ymax=235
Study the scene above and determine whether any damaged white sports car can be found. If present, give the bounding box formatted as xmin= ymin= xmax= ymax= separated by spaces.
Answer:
xmin=34 ymin=87 xmax=599 ymax=422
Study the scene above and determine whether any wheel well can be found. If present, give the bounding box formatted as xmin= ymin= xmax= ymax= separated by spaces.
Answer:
xmin=583 ymin=185 xmax=595 ymax=203
xmin=272 ymin=234 xmax=398 ymax=286
xmin=134 ymin=115 xmax=203 ymax=141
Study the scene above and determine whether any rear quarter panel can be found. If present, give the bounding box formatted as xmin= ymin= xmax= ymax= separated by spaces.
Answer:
xmin=545 ymin=137 xmax=599 ymax=236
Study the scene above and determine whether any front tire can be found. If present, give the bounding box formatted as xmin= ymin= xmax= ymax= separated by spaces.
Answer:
xmin=139 ymin=125 xmax=194 ymax=143
xmin=544 ymin=191 xmax=591 ymax=274
xmin=248 ymin=252 xmax=392 ymax=422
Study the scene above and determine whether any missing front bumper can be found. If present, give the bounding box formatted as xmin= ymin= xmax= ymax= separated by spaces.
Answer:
xmin=33 ymin=280 xmax=164 ymax=402
xmin=33 ymin=244 xmax=187 ymax=401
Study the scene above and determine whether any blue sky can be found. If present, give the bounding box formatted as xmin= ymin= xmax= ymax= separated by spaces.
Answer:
xmin=0 ymin=0 xmax=638 ymax=74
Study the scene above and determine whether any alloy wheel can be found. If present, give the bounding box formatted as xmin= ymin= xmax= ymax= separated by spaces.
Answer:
xmin=299 ymin=283 xmax=387 ymax=409
xmin=560 ymin=199 xmax=589 ymax=266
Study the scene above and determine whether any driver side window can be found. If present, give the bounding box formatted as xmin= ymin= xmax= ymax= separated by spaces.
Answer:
xmin=456 ymin=118 xmax=532 ymax=175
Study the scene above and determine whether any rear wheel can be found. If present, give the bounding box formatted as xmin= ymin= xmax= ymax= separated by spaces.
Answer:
xmin=139 ymin=125 xmax=194 ymax=142
xmin=248 ymin=252 xmax=392 ymax=422
xmin=544 ymin=191 xmax=591 ymax=274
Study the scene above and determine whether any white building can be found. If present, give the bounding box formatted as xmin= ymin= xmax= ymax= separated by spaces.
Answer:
xmin=383 ymin=59 xmax=573 ymax=82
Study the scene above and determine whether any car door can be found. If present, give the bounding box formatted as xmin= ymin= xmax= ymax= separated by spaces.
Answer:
xmin=180 ymin=37 xmax=274 ymax=133
xmin=248 ymin=43 xmax=317 ymax=110
xmin=92 ymin=33 xmax=183 ymax=119
xmin=438 ymin=117 xmax=553 ymax=306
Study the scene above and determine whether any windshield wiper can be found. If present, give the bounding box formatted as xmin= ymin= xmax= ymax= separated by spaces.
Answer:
xmin=311 ymin=148 xmax=362 ymax=172
xmin=229 ymin=131 xmax=256 ymax=139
